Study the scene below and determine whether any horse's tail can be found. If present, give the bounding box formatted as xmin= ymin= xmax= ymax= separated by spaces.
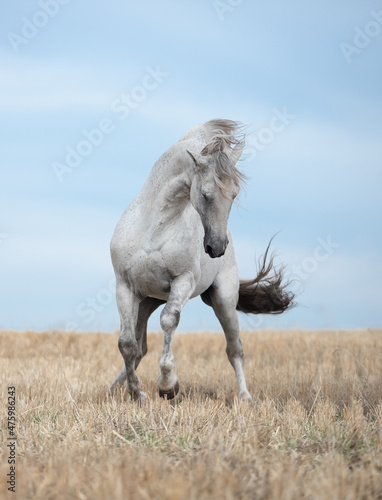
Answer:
xmin=236 ymin=240 xmax=294 ymax=315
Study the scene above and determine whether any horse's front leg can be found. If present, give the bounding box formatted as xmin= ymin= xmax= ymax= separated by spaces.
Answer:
xmin=114 ymin=280 xmax=145 ymax=402
xmin=110 ymin=297 xmax=164 ymax=396
xmin=158 ymin=274 xmax=195 ymax=399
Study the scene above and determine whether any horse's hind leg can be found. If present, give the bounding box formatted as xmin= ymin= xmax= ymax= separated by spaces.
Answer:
xmin=110 ymin=297 xmax=164 ymax=395
xmin=109 ymin=365 xmax=127 ymax=394
xmin=135 ymin=297 xmax=165 ymax=369
xmin=207 ymin=278 xmax=252 ymax=402
xmin=158 ymin=275 xmax=194 ymax=399
xmin=113 ymin=280 xmax=145 ymax=402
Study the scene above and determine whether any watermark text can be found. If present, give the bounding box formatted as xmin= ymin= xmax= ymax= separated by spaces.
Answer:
xmin=6 ymin=386 xmax=17 ymax=493
xmin=340 ymin=9 xmax=382 ymax=63
xmin=52 ymin=65 xmax=169 ymax=182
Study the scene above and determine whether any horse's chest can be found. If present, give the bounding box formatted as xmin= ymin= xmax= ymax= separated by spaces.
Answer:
xmin=117 ymin=208 xmax=219 ymax=299
xmin=127 ymin=247 xmax=195 ymax=299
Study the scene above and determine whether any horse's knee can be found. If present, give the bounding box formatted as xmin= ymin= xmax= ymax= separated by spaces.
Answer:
xmin=160 ymin=305 xmax=180 ymax=333
xmin=118 ymin=337 xmax=139 ymax=361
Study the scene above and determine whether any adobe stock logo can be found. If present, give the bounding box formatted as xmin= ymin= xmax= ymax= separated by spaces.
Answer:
xmin=213 ymin=0 xmax=244 ymax=21
xmin=65 ymin=277 xmax=116 ymax=333
xmin=340 ymin=9 xmax=382 ymax=63
xmin=285 ymin=236 xmax=340 ymax=295
xmin=244 ymin=235 xmax=340 ymax=330
xmin=246 ymin=107 xmax=296 ymax=160
xmin=51 ymin=65 xmax=169 ymax=182
xmin=7 ymin=0 xmax=72 ymax=53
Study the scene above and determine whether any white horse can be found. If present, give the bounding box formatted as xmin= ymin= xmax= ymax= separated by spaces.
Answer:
xmin=110 ymin=119 xmax=292 ymax=402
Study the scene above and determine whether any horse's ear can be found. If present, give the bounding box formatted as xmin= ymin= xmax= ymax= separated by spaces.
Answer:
xmin=186 ymin=150 xmax=208 ymax=171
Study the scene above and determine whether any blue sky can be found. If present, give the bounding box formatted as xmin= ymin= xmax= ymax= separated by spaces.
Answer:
xmin=1 ymin=1 xmax=381 ymax=333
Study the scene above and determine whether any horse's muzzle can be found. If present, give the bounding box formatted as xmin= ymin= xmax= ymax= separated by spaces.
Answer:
xmin=204 ymin=236 xmax=229 ymax=259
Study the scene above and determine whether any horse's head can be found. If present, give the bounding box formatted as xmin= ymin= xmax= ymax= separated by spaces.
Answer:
xmin=187 ymin=145 xmax=244 ymax=258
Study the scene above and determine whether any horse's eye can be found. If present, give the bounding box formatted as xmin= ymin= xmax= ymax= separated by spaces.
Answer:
xmin=202 ymin=192 xmax=209 ymax=202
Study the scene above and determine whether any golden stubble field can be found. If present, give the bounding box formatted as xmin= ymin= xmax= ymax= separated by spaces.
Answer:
xmin=1 ymin=329 xmax=382 ymax=500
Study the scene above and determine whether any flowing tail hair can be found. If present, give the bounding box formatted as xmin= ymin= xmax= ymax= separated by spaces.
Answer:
xmin=236 ymin=239 xmax=294 ymax=314
xmin=202 ymin=238 xmax=294 ymax=314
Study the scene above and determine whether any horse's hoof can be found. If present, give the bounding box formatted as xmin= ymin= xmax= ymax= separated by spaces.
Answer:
xmin=239 ymin=391 xmax=252 ymax=403
xmin=130 ymin=391 xmax=146 ymax=404
xmin=159 ymin=381 xmax=179 ymax=400
xmin=138 ymin=391 xmax=147 ymax=404
xmin=109 ymin=383 xmax=124 ymax=397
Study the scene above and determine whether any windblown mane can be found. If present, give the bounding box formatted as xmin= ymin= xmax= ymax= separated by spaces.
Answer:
xmin=201 ymin=119 xmax=247 ymax=191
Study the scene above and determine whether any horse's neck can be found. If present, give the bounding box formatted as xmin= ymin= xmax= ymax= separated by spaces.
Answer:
xmin=139 ymin=145 xmax=194 ymax=226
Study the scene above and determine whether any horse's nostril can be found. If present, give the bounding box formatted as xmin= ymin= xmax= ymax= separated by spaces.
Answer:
xmin=205 ymin=245 xmax=215 ymax=258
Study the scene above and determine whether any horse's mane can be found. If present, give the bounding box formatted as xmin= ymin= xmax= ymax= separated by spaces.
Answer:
xmin=201 ymin=119 xmax=246 ymax=190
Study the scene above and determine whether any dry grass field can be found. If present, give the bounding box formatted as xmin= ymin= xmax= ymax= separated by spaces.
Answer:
xmin=1 ymin=329 xmax=382 ymax=499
